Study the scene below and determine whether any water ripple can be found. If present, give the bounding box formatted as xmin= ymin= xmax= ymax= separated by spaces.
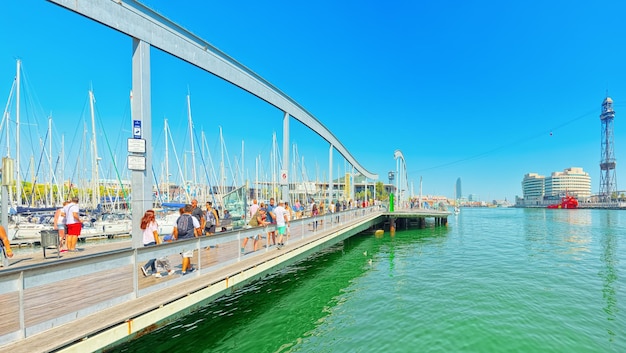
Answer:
xmin=110 ymin=208 xmax=626 ymax=353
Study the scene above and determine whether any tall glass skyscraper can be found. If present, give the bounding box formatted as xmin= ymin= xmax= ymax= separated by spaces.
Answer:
xmin=456 ymin=177 xmax=462 ymax=200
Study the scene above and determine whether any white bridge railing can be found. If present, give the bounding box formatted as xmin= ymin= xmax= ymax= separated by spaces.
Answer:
xmin=0 ymin=206 xmax=383 ymax=348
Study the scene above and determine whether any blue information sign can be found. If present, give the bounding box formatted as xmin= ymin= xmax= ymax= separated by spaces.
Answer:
xmin=133 ymin=120 xmax=141 ymax=139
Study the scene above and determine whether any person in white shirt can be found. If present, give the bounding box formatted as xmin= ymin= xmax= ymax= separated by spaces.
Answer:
xmin=139 ymin=210 xmax=174 ymax=278
xmin=249 ymin=199 xmax=259 ymax=220
xmin=273 ymin=201 xmax=289 ymax=249
xmin=53 ymin=201 xmax=69 ymax=253
xmin=64 ymin=197 xmax=82 ymax=252
xmin=173 ymin=204 xmax=201 ymax=275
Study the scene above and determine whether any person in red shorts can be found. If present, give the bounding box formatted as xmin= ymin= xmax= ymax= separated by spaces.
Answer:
xmin=64 ymin=196 xmax=82 ymax=252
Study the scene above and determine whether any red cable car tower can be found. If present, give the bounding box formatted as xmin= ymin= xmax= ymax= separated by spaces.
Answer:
xmin=599 ymin=96 xmax=617 ymax=202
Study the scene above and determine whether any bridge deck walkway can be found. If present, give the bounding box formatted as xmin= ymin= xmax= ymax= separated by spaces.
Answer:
xmin=0 ymin=210 xmax=390 ymax=353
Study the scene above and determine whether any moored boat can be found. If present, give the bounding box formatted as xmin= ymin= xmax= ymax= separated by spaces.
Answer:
xmin=547 ymin=195 xmax=578 ymax=209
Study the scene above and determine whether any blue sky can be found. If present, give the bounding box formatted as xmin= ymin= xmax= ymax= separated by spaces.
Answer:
xmin=2 ymin=0 xmax=626 ymax=202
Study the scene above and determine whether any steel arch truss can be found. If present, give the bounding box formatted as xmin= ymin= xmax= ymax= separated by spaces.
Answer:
xmin=48 ymin=0 xmax=378 ymax=180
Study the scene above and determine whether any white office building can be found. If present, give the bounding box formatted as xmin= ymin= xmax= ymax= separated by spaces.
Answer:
xmin=544 ymin=167 xmax=591 ymax=198
xmin=518 ymin=167 xmax=591 ymax=207
xmin=521 ymin=173 xmax=546 ymax=206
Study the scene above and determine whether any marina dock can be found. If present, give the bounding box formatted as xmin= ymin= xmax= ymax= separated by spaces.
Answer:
xmin=0 ymin=207 xmax=448 ymax=352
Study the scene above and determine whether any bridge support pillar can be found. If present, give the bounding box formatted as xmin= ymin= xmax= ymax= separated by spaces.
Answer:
xmin=130 ymin=38 xmax=152 ymax=251
xmin=328 ymin=144 xmax=333 ymax=207
xmin=281 ymin=111 xmax=289 ymax=202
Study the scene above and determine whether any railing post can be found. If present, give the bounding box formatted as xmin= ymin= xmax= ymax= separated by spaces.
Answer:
xmin=237 ymin=231 xmax=241 ymax=261
xmin=19 ymin=271 xmax=25 ymax=339
xmin=133 ymin=249 xmax=139 ymax=298
xmin=196 ymin=236 xmax=202 ymax=270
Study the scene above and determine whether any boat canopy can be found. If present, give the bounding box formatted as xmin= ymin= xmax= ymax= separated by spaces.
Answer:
xmin=16 ymin=206 xmax=57 ymax=214
xmin=161 ymin=202 xmax=187 ymax=209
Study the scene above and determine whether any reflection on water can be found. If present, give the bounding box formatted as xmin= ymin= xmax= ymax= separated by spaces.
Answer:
xmin=600 ymin=212 xmax=618 ymax=342
xmin=110 ymin=235 xmax=377 ymax=353
xmin=523 ymin=209 xmax=592 ymax=261
xmin=109 ymin=226 xmax=450 ymax=353
xmin=109 ymin=208 xmax=625 ymax=352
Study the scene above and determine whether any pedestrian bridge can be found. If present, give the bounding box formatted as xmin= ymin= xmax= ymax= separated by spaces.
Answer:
xmin=0 ymin=207 xmax=449 ymax=352
xmin=0 ymin=2 xmax=442 ymax=351
xmin=45 ymin=0 xmax=380 ymax=248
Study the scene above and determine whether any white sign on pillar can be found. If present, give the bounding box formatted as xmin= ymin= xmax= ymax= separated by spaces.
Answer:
xmin=280 ymin=169 xmax=288 ymax=185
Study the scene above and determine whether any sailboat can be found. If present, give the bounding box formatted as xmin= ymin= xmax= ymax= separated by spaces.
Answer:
xmin=2 ymin=60 xmax=59 ymax=241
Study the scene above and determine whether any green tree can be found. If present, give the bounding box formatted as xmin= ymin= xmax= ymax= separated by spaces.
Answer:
xmin=375 ymin=181 xmax=388 ymax=200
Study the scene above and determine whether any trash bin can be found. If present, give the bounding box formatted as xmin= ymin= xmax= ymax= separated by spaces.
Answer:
xmin=40 ymin=229 xmax=60 ymax=259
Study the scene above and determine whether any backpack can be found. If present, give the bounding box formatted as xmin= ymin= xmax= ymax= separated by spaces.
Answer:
xmin=248 ymin=211 xmax=259 ymax=227
xmin=206 ymin=210 xmax=216 ymax=227
xmin=176 ymin=214 xmax=196 ymax=239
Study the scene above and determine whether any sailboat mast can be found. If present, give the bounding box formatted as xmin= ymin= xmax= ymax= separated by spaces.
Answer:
xmin=3 ymin=80 xmax=14 ymax=158
xmin=165 ymin=118 xmax=170 ymax=202
xmin=187 ymin=94 xmax=197 ymax=191
xmin=300 ymin=156 xmax=310 ymax=199
xmin=201 ymin=130 xmax=208 ymax=201
xmin=16 ymin=59 xmax=21 ymax=207
xmin=61 ymin=135 xmax=65 ymax=201
xmin=255 ymin=155 xmax=259 ymax=201
xmin=3 ymin=86 xmax=13 ymax=207
xmin=165 ymin=120 xmax=190 ymax=203
xmin=241 ymin=140 xmax=245 ymax=187
xmin=89 ymin=90 xmax=99 ymax=209
xmin=271 ymin=133 xmax=277 ymax=201
xmin=49 ymin=117 xmax=53 ymax=205
xmin=292 ymin=144 xmax=297 ymax=202
xmin=30 ymin=155 xmax=35 ymax=206
xmin=220 ymin=126 xmax=225 ymax=198
xmin=4 ymin=104 xmax=8 ymax=158
xmin=81 ymin=122 xmax=87 ymax=202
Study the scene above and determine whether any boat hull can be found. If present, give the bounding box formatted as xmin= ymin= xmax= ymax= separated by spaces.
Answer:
xmin=547 ymin=196 xmax=578 ymax=209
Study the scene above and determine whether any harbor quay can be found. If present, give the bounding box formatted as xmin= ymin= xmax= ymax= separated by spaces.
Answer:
xmin=0 ymin=207 xmax=449 ymax=352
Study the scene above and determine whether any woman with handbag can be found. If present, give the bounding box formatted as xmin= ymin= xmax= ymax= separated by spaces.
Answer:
xmin=140 ymin=210 xmax=160 ymax=277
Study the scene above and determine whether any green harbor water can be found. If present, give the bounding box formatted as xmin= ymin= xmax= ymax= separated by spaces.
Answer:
xmin=109 ymin=208 xmax=625 ymax=353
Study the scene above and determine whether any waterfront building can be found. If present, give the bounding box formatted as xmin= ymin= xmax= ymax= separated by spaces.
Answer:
xmin=521 ymin=173 xmax=545 ymax=206
xmin=545 ymin=167 xmax=591 ymax=198
xmin=468 ymin=194 xmax=479 ymax=202
xmin=517 ymin=167 xmax=591 ymax=207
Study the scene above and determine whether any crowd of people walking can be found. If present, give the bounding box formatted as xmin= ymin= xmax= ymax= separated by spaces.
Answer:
xmin=2 ymin=195 xmax=371 ymax=276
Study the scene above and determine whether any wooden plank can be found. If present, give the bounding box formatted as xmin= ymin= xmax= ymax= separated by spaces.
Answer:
xmin=0 ymin=292 xmax=20 ymax=335
xmin=23 ymin=266 xmax=133 ymax=327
